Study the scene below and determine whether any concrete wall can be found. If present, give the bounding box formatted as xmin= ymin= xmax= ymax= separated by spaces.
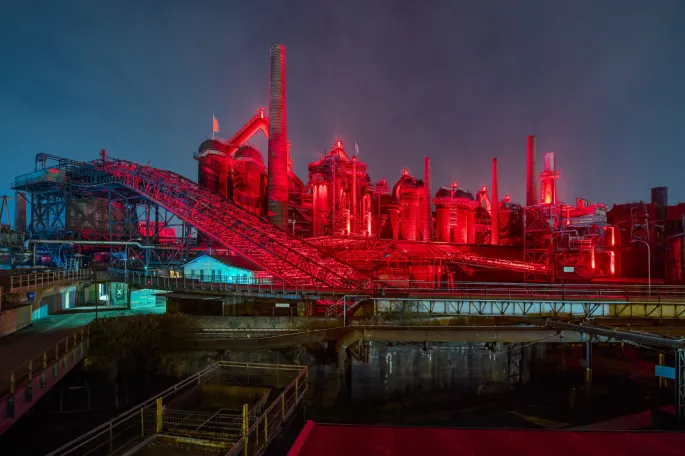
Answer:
xmin=0 ymin=306 xmax=32 ymax=337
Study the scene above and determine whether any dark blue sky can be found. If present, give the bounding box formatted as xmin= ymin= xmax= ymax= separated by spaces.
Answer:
xmin=2 ymin=0 xmax=684 ymax=208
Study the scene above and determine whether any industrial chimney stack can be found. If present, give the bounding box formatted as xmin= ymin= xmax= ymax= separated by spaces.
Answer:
xmin=526 ymin=135 xmax=538 ymax=207
xmin=491 ymin=157 xmax=500 ymax=245
xmin=267 ymin=43 xmax=289 ymax=229
xmin=423 ymin=157 xmax=432 ymax=241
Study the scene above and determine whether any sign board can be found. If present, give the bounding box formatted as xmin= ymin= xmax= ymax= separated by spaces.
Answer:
xmin=655 ymin=365 xmax=675 ymax=380
xmin=27 ymin=292 xmax=35 ymax=301
xmin=275 ymin=303 xmax=290 ymax=308
xmin=563 ymin=267 xmax=575 ymax=273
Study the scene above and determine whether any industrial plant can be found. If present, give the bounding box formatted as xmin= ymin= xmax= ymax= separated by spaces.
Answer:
xmin=0 ymin=43 xmax=683 ymax=296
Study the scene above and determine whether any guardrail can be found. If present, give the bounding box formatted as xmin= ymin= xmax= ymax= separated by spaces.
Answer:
xmin=7 ymin=269 xmax=94 ymax=293
xmin=0 ymin=327 xmax=89 ymax=402
xmin=46 ymin=361 xmax=308 ymax=456
xmin=109 ymin=270 xmax=685 ymax=304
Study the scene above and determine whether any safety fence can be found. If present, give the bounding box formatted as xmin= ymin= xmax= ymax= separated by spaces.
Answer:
xmin=0 ymin=327 xmax=89 ymax=404
xmin=7 ymin=269 xmax=94 ymax=293
xmin=46 ymin=361 xmax=308 ymax=456
xmin=106 ymin=270 xmax=685 ymax=304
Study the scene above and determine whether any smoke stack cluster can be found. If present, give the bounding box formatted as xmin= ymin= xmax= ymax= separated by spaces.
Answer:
xmin=267 ymin=43 xmax=289 ymax=229
xmin=526 ymin=135 xmax=538 ymax=207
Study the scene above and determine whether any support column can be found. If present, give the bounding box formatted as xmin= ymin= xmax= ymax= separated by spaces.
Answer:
xmin=676 ymin=349 xmax=685 ymax=421
xmin=584 ymin=342 xmax=592 ymax=400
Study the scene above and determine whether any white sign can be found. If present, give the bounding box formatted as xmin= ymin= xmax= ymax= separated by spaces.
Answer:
xmin=275 ymin=303 xmax=290 ymax=308
xmin=563 ymin=266 xmax=575 ymax=273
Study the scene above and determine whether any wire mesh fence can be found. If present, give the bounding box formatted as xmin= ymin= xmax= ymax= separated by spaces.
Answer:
xmin=46 ymin=361 xmax=308 ymax=456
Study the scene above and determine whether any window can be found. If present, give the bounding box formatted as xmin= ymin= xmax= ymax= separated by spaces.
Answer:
xmin=191 ymin=269 xmax=197 ymax=279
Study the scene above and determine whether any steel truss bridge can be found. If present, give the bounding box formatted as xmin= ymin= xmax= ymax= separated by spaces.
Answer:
xmin=13 ymin=154 xmax=371 ymax=289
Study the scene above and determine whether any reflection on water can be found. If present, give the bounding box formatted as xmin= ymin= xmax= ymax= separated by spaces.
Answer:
xmin=351 ymin=342 xmax=514 ymax=404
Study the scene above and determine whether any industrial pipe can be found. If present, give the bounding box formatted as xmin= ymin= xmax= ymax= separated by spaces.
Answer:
xmin=424 ymin=157 xmax=432 ymax=241
xmin=545 ymin=320 xmax=685 ymax=349
xmin=267 ymin=43 xmax=289 ymax=229
xmin=25 ymin=240 xmax=178 ymax=250
xmin=526 ymin=135 xmax=538 ymax=206
xmin=491 ymin=157 xmax=500 ymax=245
xmin=352 ymin=156 xmax=357 ymax=231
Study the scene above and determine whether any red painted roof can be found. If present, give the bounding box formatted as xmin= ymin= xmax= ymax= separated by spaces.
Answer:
xmin=288 ymin=421 xmax=685 ymax=456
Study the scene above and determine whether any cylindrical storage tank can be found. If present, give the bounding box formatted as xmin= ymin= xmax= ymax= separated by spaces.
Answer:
xmin=435 ymin=206 xmax=450 ymax=242
xmin=387 ymin=205 xmax=400 ymax=240
xmin=453 ymin=209 xmax=468 ymax=244
xmin=467 ymin=210 xmax=476 ymax=244
xmin=400 ymin=189 xmax=419 ymax=241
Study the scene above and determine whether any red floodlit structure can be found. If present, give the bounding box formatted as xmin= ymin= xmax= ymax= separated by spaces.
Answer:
xmin=187 ymin=44 xmax=625 ymax=286
xmin=12 ymin=43 xmax=638 ymax=289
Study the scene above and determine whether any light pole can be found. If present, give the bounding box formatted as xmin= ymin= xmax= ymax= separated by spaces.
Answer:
xmin=631 ymin=239 xmax=651 ymax=296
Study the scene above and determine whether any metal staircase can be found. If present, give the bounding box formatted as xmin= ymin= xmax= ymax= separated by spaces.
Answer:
xmin=94 ymin=158 xmax=368 ymax=289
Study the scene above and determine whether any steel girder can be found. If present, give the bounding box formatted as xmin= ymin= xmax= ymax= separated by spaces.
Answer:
xmin=95 ymin=159 xmax=367 ymax=288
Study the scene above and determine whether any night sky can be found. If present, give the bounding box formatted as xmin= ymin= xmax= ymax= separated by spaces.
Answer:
xmin=2 ymin=1 xmax=685 ymax=212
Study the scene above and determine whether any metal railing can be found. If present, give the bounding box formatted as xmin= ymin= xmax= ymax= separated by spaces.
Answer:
xmin=225 ymin=364 xmax=308 ymax=456
xmin=7 ymin=269 xmax=94 ymax=293
xmin=0 ymin=327 xmax=89 ymax=401
xmin=374 ymin=279 xmax=685 ymax=303
xmin=111 ymin=270 xmax=685 ymax=306
xmin=47 ymin=361 xmax=308 ymax=456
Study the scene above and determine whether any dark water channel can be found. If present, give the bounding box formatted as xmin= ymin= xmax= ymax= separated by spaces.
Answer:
xmin=0 ymin=341 xmax=672 ymax=455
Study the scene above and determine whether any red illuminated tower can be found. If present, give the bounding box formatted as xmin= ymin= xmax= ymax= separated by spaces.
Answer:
xmin=540 ymin=152 xmax=560 ymax=205
xmin=424 ymin=157 xmax=432 ymax=241
xmin=491 ymin=157 xmax=500 ymax=245
xmin=526 ymin=135 xmax=538 ymax=207
xmin=267 ymin=43 xmax=289 ymax=229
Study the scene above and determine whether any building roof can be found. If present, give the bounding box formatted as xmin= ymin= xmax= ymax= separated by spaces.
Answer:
xmin=183 ymin=254 xmax=261 ymax=271
xmin=288 ymin=422 xmax=685 ymax=456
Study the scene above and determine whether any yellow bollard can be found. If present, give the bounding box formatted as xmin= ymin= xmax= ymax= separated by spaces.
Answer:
xmin=658 ymin=353 xmax=666 ymax=388
xmin=9 ymin=371 xmax=15 ymax=396
xmin=141 ymin=407 xmax=145 ymax=437
xmin=281 ymin=394 xmax=285 ymax=420
xmin=295 ymin=377 xmax=299 ymax=402
xmin=155 ymin=398 xmax=163 ymax=433
xmin=264 ymin=413 xmax=268 ymax=444
xmin=584 ymin=368 xmax=593 ymax=400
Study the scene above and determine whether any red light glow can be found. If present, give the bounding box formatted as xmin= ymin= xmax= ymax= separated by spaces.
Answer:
xmin=610 ymin=251 xmax=615 ymax=275
xmin=591 ymin=246 xmax=596 ymax=270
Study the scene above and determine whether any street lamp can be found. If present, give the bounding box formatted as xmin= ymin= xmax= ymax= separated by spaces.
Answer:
xmin=631 ymin=239 xmax=651 ymax=296
xmin=123 ymin=239 xmax=142 ymax=281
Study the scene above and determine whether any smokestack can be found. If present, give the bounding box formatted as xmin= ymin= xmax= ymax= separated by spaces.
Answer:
xmin=526 ymin=135 xmax=538 ymax=207
xmin=267 ymin=43 xmax=288 ymax=229
xmin=491 ymin=157 xmax=500 ymax=245
xmin=352 ymin=156 xmax=357 ymax=232
xmin=423 ymin=156 xmax=432 ymax=241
